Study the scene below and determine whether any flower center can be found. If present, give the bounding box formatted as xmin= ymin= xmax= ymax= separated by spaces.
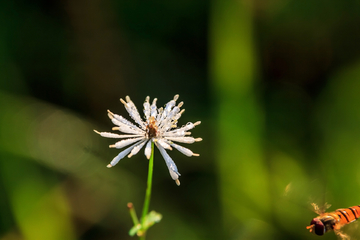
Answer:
xmin=146 ymin=116 xmax=158 ymax=139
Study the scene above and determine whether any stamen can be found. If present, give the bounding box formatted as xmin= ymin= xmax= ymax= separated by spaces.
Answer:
xmin=194 ymin=121 xmax=201 ymax=126
xmin=175 ymin=179 xmax=180 ymax=186
xmin=120 ymin=98 xmax=126 ymax=105
xmin=195 ymin=138 xmax=203 ymax=142
xmin=107 ymin=110 xmax=114 ymax=119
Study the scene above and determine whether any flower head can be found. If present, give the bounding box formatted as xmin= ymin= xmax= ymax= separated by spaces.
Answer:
xmin=94 ymin=94 xmax=201 ymax=186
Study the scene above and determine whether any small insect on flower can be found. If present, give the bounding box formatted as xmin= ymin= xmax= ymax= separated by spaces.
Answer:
xmin=94 ymin=94 xmax=202 ymax=186
xmin=306 ymin=203 xmax=360 ymax=240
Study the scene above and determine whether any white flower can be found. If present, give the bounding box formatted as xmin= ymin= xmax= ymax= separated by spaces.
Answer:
xmin=94 ymin=94 xmax=201 ymax=186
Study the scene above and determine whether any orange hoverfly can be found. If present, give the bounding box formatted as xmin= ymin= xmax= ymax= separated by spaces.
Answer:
xmin=307 ymin=203 xmax=360 ymax=239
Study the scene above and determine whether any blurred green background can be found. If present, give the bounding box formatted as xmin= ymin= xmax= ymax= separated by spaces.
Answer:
xmin=1 ymin=0 xmax=360 ymax=239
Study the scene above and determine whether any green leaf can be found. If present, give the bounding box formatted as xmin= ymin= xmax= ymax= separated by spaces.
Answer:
xmin=128 ymin=211 xmax=162 ymax=237
xmin=129 ymin=224 xmax=142 ymax=237
xmin=142 ymin=211 xmax=162 ymax=230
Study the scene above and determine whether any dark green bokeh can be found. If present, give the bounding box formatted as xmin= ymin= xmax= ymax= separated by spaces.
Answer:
xmin=1 ymin=0 xmax=360 ymax=239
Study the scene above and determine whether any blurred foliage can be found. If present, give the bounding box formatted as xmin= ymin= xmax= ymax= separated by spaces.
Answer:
xmin=1 ymin=0 xmax=360 ymax=240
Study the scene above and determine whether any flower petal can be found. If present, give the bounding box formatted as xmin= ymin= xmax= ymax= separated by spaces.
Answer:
xmin=150 ymin=98 xmax=158 ymax=117
xmin=120 ymin=96 xmax=146 ymax=129
xmin=107 ymin=141 xmax=143 ymax=167
xmin=108 ymin=110 xmax=143 ymax=131
xmin=111 ymin=122 xmax=144 ymax=135
xmin=164 ymin=95 xmax=178 ymax=112
xmin=144 ymin=140 xmax=152 ymax=159
xmin=165 ymin=136 xmax=202 ymax=144
xmin=111 ymin=137 xmax=144 ymax=149
xmin=156 ymin=144 xmax=181 ymax=185
xmin=94 ymin=130 xmax=143 ymax=139
xmin=164 ymin=121 xmax=201 ymax=137
xmin=128 ymin=139 xmax=148 ymax=158
xmin=156 ymin=138 xmax=172 ymax=150
xmin=158 ymin=96 xmax=181 ymax=130
xmin=143 ymin=96 xmax=151 ymax=120
xmin=108 ymin=112 xmax=144 ymax=134
xmin=156 ymin=107 xmax=164 ymax=122
xmin=169 ymin=142 xmax=197 ymax=157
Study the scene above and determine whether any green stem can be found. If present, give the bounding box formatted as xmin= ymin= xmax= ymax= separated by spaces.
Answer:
xmin=127 ymin=202 xmax=140 ymax=226
xmin=140 ymin=142 xmax=155 ymax=240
